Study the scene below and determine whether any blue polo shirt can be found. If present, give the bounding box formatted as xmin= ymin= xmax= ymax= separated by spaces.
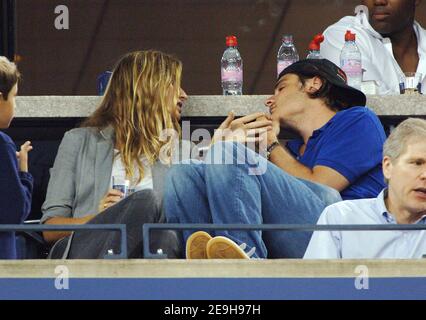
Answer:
xmin=286 ymin=107 xmax=386 ymax=200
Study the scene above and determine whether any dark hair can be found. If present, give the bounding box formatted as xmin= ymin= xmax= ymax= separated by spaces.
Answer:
xmin=0 ymin=57 xmax=20 ymax=100
xmin=296 ymin=73 xmax=349 ymax=111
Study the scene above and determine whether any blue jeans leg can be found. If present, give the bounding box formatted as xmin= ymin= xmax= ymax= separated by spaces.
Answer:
xmin=164 ymin=141 xmax=342 ymax=258
xmin=163 ymin=159 xmax=212 ymax=240
xmin=163 ymin=158 xmax=266 ymax=255
xmin=204 ymin=141 xmax=342 ymax=258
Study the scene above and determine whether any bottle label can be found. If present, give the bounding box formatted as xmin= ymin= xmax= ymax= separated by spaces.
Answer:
xmin=277 ymin=60 xmax=295 ymax=76
xmin=341 ymin=59 xmax=362 ymax=77
xmin=221 ymin=68 xmax=243 ymax=82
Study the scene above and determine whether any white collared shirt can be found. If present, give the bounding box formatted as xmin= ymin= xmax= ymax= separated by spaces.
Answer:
xmin=111 ymin=150 xmax=153 ymax=192
xmin=321 ymin=9 xmax=426 ymax=94
xmin=304 ymin=190 xmax=426 ymax=259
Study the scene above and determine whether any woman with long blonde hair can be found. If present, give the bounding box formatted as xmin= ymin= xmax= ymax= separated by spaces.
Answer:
xmin=41 ymin=50 xmax=188 ymax=258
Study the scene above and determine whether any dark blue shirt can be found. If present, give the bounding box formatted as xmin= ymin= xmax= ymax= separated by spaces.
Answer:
xmin=0 ymin=131 xmax=33 ymax=259
xmin=286 ymin=107 xmax=386 ymax=200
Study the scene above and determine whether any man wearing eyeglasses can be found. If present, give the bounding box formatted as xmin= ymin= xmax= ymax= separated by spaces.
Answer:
xmin=305 ymin=118 xmax=426 ymax=259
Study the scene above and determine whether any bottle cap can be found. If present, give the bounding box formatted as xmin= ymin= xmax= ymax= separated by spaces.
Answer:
xmin=345 ymin=30 xmax=356 ymax=41
xmin=309 ymin=40 xmax=320 ymax=51
xmin=308 ymin=33 xmax=324 ymax=50
xmin=313 ymin=34 xmax=324 ymax=44
xmin=226 ymin=35 xmax=238 ymax=47
xmin=282 ymin=34 xmax=293 ymax=44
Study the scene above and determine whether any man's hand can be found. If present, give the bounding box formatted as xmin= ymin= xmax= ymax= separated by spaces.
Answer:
xmin=212 ymin=112 xmax=273 ymax=145
xmin=16 ymin=141 xmax=33 ymax=173
xmin=256 ymin=114 xmax=280 ymax=145
xmin=98 ymin=189 xmax=124 ymax=213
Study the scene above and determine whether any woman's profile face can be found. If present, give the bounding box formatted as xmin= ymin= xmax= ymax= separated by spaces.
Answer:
xmin=167 ymin=85 xmax=188 ymax=121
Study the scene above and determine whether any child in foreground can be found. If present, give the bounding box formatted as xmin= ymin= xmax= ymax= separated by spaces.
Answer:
xmin=0 ymin=56 xmax=33 ymax=259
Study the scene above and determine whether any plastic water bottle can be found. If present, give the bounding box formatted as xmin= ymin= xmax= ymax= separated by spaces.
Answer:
xmin=221 ymin=35 xmax=243 ymax=95
xmin=340 ymin=30 xmax=362 ymax=90
xmin=307 ymin=42 xmax=322 ymax=59
xmin=277 ymin=34 xmax=299 ymax=77
xmin=306 ymin=34 xmax=324 ymax=59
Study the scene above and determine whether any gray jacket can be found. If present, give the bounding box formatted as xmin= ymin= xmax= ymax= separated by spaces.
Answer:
xmin=41 ymin=126 xmax=194 ymax=224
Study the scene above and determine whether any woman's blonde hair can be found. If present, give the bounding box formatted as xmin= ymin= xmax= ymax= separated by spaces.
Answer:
xmin=83 ymin=50 xmax=183 ymax=182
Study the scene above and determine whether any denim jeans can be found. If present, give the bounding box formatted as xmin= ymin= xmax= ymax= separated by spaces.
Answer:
xmin=164 ymin=141 xmax=342 ymax=258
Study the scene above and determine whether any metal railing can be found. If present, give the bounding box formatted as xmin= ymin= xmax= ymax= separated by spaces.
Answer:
xmin=142 ymin=223 xmax=426 ymax=259
xmin=0 ymin=224 xmax=127 ymax=259
xmin=3 ymin=223 xmax=426 ymax=259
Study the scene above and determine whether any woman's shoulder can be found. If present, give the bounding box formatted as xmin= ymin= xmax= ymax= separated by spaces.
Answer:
xmin=65 ymin=127 xmax=99 ymax=137
xmin=60 ymin=127 xmax=108 ymax=149
xmin=63 ymin=127 xmax=106 ymax=141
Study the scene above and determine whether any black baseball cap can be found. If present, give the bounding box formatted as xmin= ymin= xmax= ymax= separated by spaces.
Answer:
xmin=278 ymin=59 xmax=366 ymax=109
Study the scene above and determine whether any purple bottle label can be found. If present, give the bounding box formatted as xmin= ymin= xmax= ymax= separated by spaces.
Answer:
xmin=221 ymin=68 xmax=243 ymax=82
xmin=341 ymin=59 xmax=362 ymax=77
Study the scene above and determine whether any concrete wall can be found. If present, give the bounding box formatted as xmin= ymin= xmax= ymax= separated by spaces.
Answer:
xmin=1 ymin=260 xmax=426 ymax=299
xmin=13 ymin=94 xmax=426 ymax=118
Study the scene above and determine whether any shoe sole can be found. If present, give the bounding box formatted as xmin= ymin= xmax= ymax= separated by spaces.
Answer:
xmin=206 ymin=236 xmax=250 ymax=259
xmin=186 ymin=231 xmax=212 ymax=259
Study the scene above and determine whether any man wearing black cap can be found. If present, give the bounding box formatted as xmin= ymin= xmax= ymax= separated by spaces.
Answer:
xmin=163 ymin=59 xmax=386 ymax=259
xmin=265 ymin=59 xmax=378 ymax=201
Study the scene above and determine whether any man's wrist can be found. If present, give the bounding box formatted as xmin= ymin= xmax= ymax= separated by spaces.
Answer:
xmin=266 ymin=141 xmax=280 ymax=160
xmin=266 ymin=133 xmax=278 ymax=146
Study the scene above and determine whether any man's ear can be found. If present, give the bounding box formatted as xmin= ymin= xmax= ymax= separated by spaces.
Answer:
xmin=382 ymin=156 xmax=393 ymax=181
xmin=415 ymin=0 xmax=421 ymax=7
xmin=306 ymin=76 xmax=323 ymax=94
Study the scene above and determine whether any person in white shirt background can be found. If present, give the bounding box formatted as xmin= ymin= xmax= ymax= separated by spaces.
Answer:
xmin=321 ymin=0 xmax=426 ymax=94
xmin=304 ymin=118 xmax=426 ymax=259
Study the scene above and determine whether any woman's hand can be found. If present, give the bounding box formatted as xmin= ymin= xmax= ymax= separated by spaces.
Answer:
xmin=16 ymin=141 xmax=33 ymax=172
xmin=212 ymin=112 xmax=273 ymax=145
xmin=98 ymin=189 xmax=124 ymax=212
